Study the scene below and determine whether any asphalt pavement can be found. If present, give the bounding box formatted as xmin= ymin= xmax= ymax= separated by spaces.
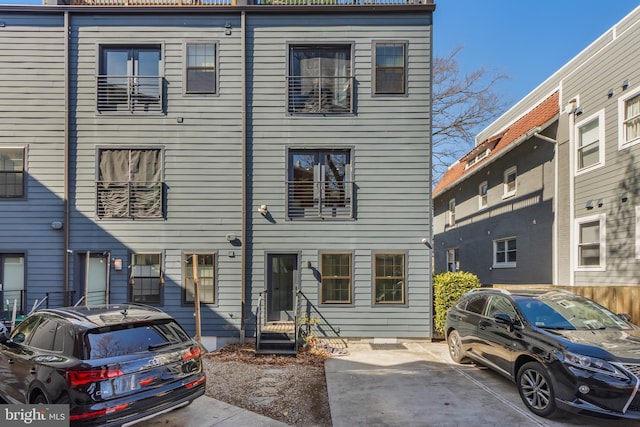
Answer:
xmin=139 ymin=341 xmax=640 ymax=427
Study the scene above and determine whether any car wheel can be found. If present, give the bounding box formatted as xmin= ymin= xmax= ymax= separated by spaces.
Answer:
xmin=446 ymin=330 xmax=469 ymax=364
xmin=517 ymin=361 xmax=558 ymax=418
xmin=31 ymin=392 xmax=49 ymax=405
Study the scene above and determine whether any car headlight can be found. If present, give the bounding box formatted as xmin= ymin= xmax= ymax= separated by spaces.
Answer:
xmin=562 ymin=351 xmax=628 ymax=380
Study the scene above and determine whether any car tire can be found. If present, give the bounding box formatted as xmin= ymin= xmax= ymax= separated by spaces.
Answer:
xmin=31 ymin=392 xmax=49 ymax=405
xmin=446 ymin=330 xmax=469 ymax=364
xmin=517 ymin=361 xmax=558 ymax=418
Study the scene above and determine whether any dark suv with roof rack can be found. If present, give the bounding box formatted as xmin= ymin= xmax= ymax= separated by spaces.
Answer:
xmin=445 ymin=288 xmax=640 ymax=420
xmin=0 ymin=304 xmax=206 ymax=426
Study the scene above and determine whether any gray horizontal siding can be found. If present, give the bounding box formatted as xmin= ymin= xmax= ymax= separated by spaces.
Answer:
xmin=0 ymin=12 xmax=66 ymax=311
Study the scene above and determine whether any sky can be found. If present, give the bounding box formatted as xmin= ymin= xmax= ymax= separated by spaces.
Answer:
xmin=434 ymin=0 xmax=640 ymax=105
xmin=1 ymin=0 xmax=639 ymax=107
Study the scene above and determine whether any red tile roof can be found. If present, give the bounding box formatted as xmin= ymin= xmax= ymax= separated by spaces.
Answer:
xmin=433 ymin=91 xmax=559 ymax=197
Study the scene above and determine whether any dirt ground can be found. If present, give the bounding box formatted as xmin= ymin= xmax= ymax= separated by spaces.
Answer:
xmin=202 ymin=344 xmax=332 ymax=427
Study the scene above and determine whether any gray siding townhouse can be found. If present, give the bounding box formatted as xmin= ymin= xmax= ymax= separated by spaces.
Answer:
xmin=0 ymin=0 xmax=435 ymax=348
xmin=433 ymin=6 xmax=640 ymax=321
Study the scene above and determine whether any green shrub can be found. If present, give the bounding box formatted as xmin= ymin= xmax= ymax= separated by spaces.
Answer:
xmin=433 ymin=271 xmax=481 ymax=336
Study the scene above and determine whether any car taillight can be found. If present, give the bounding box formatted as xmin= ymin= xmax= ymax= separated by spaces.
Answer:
xmin=185 ymin=376 xmax=206 ymax=389
xmin=67 ymin=368 xmax=124 ymax=387
xmin=182 ymin=346 xmax=202 ymax=361
xmin=69 ymin=403 xmax=129 ymax=421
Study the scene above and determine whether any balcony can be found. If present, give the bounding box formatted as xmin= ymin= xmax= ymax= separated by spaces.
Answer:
xmin=287 ymin=180 xmax=353 ymax=219
xmin=288 ymin=75 xmax=354 ymax=114
xmin=97 ymin=75 xmax=163 ymax=113
xmin=96 ymin=182 xmax=164 ymax=219
xmin=70 ymin=0 xmax=430 ymax=6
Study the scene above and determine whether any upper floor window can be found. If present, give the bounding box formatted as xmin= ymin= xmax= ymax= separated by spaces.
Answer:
xmin=493 ymin=237 xmax=516 ymax=268
xmin=619 ymin=88 xmax=640 ymax=149
xmin=0 ymin=147 xmax=25 ymax=199
xmin=320 ymin=252 xmax=352 ymax=304
xmin=466 ymin=149 xmax=489 ymax=169
xmin=185 ymin=42 xmax=217 ymax=94
xmin=576 ymin=214 xmax=605 ymax=270
xmin=373 ymin=41 xmax=407 ymax=95
xmin=98 ymin=45 xmax=163 ymax=113
xmin=287 ymin=149 xmax=353 ymax=220
xmin=129 ymin=252 xmax=163 ymax=305
xmin=184 ymin=253 xmax=216 ymax=304
xmin=96 ymin=148 xmax=164 ymax=219
xmin=288 ymin=44 xmax=353 ymax=114
xmin=374 ymin=253 xmax=406 ymax=305
xmin=576 ymin=111 xmax=604 ymax=173
xmin=503 ymin=166 xmax=516 ymax=199
xmin=448 ymin=198 xmax=456 ymax=226
xmin=479 ymin=181 xmax=488 ymax=209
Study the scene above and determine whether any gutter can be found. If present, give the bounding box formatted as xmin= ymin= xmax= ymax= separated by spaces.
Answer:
xmin=63 ymin=11 xmax=70 ymax=303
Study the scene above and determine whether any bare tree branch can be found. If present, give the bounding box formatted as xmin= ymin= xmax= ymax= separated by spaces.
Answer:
xmin=433 ymin=46 xmax=510 ymax=183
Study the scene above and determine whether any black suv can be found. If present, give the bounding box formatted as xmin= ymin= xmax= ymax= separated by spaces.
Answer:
xmin=445 ymin=288 xmax=640 ymax=420
xmin=0 ymin=304 xmax=206 ymax=426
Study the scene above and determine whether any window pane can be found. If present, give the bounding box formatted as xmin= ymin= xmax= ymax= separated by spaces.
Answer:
xmin=625 ymin=94 xmax=640 ymax=143
xmin=288 ymin=149 xmax=352 ymax=219
xmin=130 ymin=253 xmax=162 ymax=304
xmin=184 ymin=253 xmax=215 ymax=304
xmin=97 ymin=149 xmax=163 ymax=219
xmin=321 ymin=253 xmax=351 ymax=303
xmin=374 ymin=254 xmax=405 ymax=304
xmin=289 ymin=45 xmax=352 ymax=113
xmin=375 ymin=43 xmax=406 ymax=94
xmin=580 ymin=221 xmax=599 ymax=243
xmin=0 ymin=148 xmax=25 ymax=198
xmin=186 ymin=43 xmax=216 ymax=93
xmin=578 ymin=119 xmax=599 ymax=169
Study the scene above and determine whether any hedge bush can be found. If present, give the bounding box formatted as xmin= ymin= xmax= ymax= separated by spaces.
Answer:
xmin=433 ymin=271 xmax=481 ymax=336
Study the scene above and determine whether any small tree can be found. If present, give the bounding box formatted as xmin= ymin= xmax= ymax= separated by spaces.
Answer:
xmin=433 ymin=271 xmax=480 ymax=336
xmin=432 ymin=47 xmax=510 ymax=183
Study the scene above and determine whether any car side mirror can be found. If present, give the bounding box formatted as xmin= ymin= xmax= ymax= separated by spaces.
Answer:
xmin=494 ymin=313 xmax=515 ymax=332
xmin=618 ymin=313 xmax=632 ymax=323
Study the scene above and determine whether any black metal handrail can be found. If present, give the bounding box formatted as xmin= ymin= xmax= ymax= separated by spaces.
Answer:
xmin=256 ymin=289 xmax=268 ymax=350
xmin=296 ymin=289 xmax=346 ymax=347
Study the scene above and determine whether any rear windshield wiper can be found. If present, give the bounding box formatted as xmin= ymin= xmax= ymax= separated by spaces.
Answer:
xmin=148 ymin=342 xmax=176 ymax=351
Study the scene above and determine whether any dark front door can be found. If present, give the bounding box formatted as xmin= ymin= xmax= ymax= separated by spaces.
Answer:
xmin=266 ymin=254 xmax=298 ymax=322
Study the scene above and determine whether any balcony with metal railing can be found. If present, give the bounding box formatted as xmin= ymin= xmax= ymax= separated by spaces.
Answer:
xmin=287 ymin=180 xmax=353 ymax=219
xmin=288 ymin=75 xmax=354 ymax=114
xmin=97 ymin=75 xmax=163 ymax=113
xmin=70 ymin=0 xmax=430 ymax=6
xmin=96 ymin=181 xmax=164 ymax=219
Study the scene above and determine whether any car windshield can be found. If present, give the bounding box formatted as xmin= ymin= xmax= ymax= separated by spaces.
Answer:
xmin=514 ymin=293 xmax=631 ymax=330
xmin=85 ymin=319 xmax=190 ymax=359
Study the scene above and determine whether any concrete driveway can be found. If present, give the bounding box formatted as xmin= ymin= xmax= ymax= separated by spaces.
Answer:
xmin=325 ymin=341 xmax=640 ymax=427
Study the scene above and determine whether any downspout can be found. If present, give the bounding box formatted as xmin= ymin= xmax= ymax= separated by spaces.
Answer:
xmin=567 ymin=101 xmax=577 ymax=286
xmin=63 ymin=11 xmax=70 ymax=304
xmin=534 ymin=131 xmax=558 ymax=285
xmin=240 ymin=10 xmax=247 ymax=343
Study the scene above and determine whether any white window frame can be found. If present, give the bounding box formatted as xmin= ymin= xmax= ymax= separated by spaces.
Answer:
xmin=493 ymin=237 xmax=516 ymax=268
xmin=575 ymin=213 xmax=606 ymax=271
xmin=448 ymin=198 xmax=455 ymax=226
xmin=618 ymin=86 xmax=640 ymax=150
xmin=575 ymin=110 xmax=605 ymax=174
xmin=502 ymin=166 xmax=517 ymax=199
xmin=478 ymin=181 xmax=488 ymax=209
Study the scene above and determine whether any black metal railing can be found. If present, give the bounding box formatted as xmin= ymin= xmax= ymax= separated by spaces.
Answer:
xmin=288 ymin=75 xmax=354 ymax=114
xmin=256 ymin=289 xmax=268 ymax=350
xmin=72 ymin=0 xmax=431 ymax=6
xmin=1 ymin=289 xmax=25 ymax=317
xmin=96 ymin=181 xmax=163 ymax=219
xmin=97 ymin=75 xmax=163 ymax=113
xmin=287 ymin=180 xmax=353 ymax=219
xmin=296 ymin=289 xmax=346 ymax=348
xmin=45 ymin=291 xmax=77 ymax=308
